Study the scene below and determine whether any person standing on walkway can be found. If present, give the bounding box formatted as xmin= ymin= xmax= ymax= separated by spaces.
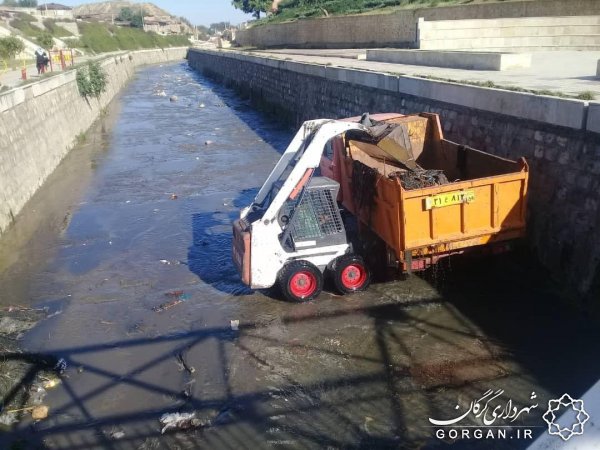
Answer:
xmin=35 ymin=48 xmax=45 ymax=75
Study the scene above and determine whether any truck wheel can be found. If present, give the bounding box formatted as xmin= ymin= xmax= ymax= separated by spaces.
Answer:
xmin=278 ymin=260 xmax=323 ymax=302
xmin=332 ymin=254 xmax=371 ymax=294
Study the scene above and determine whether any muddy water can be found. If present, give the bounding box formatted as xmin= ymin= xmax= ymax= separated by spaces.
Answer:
xmin=1 ymin=62 xmax=599 ymax=449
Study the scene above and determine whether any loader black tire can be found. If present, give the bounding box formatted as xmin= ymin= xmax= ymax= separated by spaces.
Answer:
xmin=331 ymin=254 xmax=371 ymax=295
xmin=278 ymin=260 xmax=323 ymax=303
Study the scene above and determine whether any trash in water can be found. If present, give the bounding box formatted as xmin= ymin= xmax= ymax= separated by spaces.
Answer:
xmin=29 ymin=385 xmax=47 ymax=405
xmin=0 ymin=412 xmax=18 ymax=426
xmin=153 ymin=299 xmax=184 ymax=312
xmin=230 ymin=320 xmax=239 ymax=331
xmin=0 ymin=316 xmax=37 ymax=335
xmin=159 ymin=259 xmax=182 ymax=265
xmin=166 ymin=290 xmax=185 ymax=298
xmin=110 ymin=430 xmax=126 ymax=440
xmin=159 ymin=412 xmax=206 ymax=434
xmin=41 ymin=376 xmax=61 ymax=390
xmin=205 ymin=140 xmax=214 ymax=146
xmin=54 ymin=358 xmax=68 ymax=374
xmin=170 ymin=95 xmax=178 ymax=102
xmin=199 ymin=103 xmax=205 ymax=108
xmin=176 ymin=352 xmax=196 ymax=374
xmin=170 ymin=193 xmax=178 ymax=200
xmin=153 ymin=292 xmax=188 ymax=312
xmin=31 ymin=405 xmax=49 ymax=420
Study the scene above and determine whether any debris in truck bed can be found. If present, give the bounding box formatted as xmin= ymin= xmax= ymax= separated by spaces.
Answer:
xmin=389 ymin=169 xmax=449 ymax=190
xmin=351 ymin=161 xmax=379 ymax=212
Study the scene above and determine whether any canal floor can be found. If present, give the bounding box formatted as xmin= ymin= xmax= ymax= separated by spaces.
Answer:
xmin=0 ymin=62 xmax=598 ymax=449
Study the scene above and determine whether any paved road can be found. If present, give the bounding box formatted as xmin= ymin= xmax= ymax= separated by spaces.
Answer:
xmin=256 ymin=49 xmax=600 ymax=97
xmin=0 ymin=52 xmax=123 ymax=90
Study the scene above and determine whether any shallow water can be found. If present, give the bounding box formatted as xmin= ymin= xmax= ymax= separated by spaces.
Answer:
xmin=0 ymin=62 xmax=599 ymax=449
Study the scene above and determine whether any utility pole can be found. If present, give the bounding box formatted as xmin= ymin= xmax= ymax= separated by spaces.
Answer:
xmin=140 ymin=2 xmax=145 ymax=30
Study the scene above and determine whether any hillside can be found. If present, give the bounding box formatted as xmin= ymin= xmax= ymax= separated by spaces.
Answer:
xmin=73 ymin=1 xmax=171 ymax=21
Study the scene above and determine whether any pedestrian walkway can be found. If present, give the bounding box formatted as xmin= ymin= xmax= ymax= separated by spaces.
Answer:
xmin=255 ymin=49 xmax=600 ymax=98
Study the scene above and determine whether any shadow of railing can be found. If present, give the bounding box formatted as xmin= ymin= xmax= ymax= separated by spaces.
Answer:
xmin=0 ymin=291 xmax=555 ymax=450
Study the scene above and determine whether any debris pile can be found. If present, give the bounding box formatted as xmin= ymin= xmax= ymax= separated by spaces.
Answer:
xmin=0 ymin=306 xmax=62 ymax=427
xmin=390 ymin=169 xmax=449 ymax=190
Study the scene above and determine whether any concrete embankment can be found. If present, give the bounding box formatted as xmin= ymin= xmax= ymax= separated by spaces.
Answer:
xmin=188 ymin=48 xmax=600 ymax=302
xmin=0 ymin=47 xmax=188 ymax=237
xmin=236 ymin=0 xmax=600 ymax=49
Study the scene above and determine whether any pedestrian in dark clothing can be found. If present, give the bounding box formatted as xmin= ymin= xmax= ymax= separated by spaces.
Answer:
xmin=35 ymin=49 xmax=45 ymax=75
xmin=43 ymin=52 xmax=49 ymax=73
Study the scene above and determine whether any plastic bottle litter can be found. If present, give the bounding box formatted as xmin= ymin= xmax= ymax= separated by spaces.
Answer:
xmin=230 ymin=320 xmax=239 ymax=331
xmin=110 ymin=430 xmax=126 ymax=440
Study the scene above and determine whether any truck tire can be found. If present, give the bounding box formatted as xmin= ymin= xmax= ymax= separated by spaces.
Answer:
xmin=331 ymin=254 xmax=371 ymax=295
xmin=278 ymin=260 xmax=323 ymax=303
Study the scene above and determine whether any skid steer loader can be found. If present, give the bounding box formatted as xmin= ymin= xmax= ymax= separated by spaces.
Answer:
xmin=232 ymin=119 xmax=372 ymax=302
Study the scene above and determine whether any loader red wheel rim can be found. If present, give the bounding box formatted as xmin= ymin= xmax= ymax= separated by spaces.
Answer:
xmin=289 ymin=271 xmax=317 ymax=298
xmin=341 ymin=264 xmax=367 ymax=289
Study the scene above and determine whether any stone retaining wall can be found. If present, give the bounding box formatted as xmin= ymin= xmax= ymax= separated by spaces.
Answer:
xmin=188 ymin=48 xmax=600 ymax=302
xmin=236 ymin=0 xmax=600 ymax=49
xmin=0 ymin=47 xmax=188 ymax=237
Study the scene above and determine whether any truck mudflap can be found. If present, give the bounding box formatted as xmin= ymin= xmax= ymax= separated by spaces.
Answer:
xmin=232 ymin=219 xmax=251 ymax=286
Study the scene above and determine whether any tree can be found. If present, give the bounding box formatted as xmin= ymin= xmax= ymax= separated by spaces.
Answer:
xmin=117 ymin=7 xmax=133 ymax=21
xmin=0 ymin=36 xmax=25 ymax=60
xmin=2 ymin=0 xmax=18 ymax=7
xmin=117 ymin=7 xmax=143 ymax=28
xmin=231 ymin=0 xmax=272 ymax=19
xmin=130 ymin=13 xmax=143 ymax=28
xmin=209 ymin=21 xmax=230 ymax=34
xmin=18 ymin=0 xmax=38 ymax=6
xmin=36 ymin=32 xmax=53 ymax=48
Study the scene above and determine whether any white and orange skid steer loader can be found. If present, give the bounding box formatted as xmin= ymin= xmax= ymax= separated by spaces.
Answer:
xmin=232 ymin=119 xmax=372 ymax=302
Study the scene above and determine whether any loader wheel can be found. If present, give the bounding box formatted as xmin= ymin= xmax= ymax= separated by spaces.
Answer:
xmin=332 ymin=254 xmax=371 ymax=295
xmin=279 ymin=260 xmax=323 ymax=303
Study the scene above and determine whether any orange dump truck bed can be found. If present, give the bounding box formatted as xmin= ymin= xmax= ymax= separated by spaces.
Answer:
xmin=320 ymin=113 xmax=529 ymax=272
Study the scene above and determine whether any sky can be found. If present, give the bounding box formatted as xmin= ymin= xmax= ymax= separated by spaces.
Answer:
xmin=57 ymin=0 xmax=253 ymax=26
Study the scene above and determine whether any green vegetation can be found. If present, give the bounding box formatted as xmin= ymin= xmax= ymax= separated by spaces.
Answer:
xmin=11 ymin=14 xmax=73 ymax=43
xmin=245 ymin=0 xmax=507 ymax=24
xmin=2 ymin=0 xmax=38 ymax=6
xmin=75 ymin=22 xmax=189 ymax=53
xmin=117 ymin=7 xmax=144 ymax=28
xmin=43 ymin=19 xmax=73 ymax=37
xmin=576 ymin=91 xmax=596 ymax=101
xmin=76 ymin=60 xmax=107 ymax=98
xmin=9 ymin=13 xmax=67 ymax=49
xmin=0 ymin=35 xmax=25 ymax=60
xmin=232 ymin=0 xmax=272 ymax=19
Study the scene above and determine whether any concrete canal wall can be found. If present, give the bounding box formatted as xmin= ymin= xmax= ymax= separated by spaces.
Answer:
xmin=236 ymin=0 xmax=600 ymax=49
xmin=0 ymin=47 xmax=187 ymax=238
xmin=188 ymin=48 xmax=600 ymax=302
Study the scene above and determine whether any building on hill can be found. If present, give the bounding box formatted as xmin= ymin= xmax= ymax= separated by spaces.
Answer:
xmin=143 ymin=16 xmax=185 ymax=35
xmin=38 ymin=3 xmax=74 ymax=19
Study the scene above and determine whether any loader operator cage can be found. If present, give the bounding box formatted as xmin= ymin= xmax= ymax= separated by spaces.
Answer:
xmin=276 ymin=177 xmax=347 ymax=251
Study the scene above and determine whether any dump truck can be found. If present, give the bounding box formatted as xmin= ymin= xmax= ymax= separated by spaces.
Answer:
xmin=233 ymin=113 xmax=528 ymax=302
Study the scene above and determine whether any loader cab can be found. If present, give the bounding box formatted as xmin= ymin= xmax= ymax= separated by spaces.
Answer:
xmin=272 ymin=176 xmax=347 ymax=252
